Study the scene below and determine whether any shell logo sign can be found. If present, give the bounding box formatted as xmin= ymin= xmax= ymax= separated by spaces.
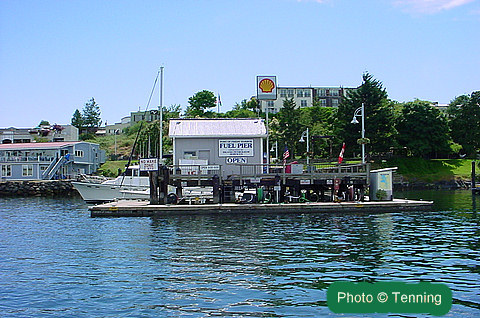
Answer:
xmin=259 ymin=78 xmax=275 ymax=93
xmin=256 ymin=76 xmax=277 ymax=100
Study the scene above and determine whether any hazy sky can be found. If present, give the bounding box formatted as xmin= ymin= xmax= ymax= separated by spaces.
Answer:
xmin=1 ymin=0 xmax=479 ymax=128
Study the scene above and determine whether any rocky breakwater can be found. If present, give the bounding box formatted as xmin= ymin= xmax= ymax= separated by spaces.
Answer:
xmin=0 ymin=180 xmax=78 ymax=197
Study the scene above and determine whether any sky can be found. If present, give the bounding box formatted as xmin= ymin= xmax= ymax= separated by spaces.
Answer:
xmin=1 ymin=0 xmax=479 ymax=128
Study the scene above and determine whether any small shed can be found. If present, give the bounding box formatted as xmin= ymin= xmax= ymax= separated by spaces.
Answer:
xmin=369 ymin=167 xmax=398 ymax=201
xmin=169 ymin=118 xmax=267 ymax=176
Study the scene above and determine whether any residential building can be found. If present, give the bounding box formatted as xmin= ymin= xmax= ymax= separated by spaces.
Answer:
xmin=431 ymin=102 xmax=449 ymax=112
xmin=0 ymin=141 xmax=105 ymax=180
xmin=0 ymin=125 xmax=78 ymax=144
xmin=169 ymin=118 xmax=267 ymax=176
xmin=130 ymin=110 xmax=161 ymax=125
xmin=105 ymin=116 xmax=131 ymax=135
xmin=260 ymin=86 xmax=357 ymax=113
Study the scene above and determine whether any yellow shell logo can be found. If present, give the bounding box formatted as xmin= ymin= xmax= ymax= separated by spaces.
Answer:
xmin=259 ymin=78 xmax=275 ymax=93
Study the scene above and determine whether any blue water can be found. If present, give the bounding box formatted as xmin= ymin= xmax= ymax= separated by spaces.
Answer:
xmin=0 ymin=191 xmax=478 ymax=317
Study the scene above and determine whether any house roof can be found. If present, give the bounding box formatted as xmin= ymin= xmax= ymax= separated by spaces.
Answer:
xmin=0 ymin=141 xmax=83 ymax=150
xmin=169 ymin=118 xmax=267 ymax=138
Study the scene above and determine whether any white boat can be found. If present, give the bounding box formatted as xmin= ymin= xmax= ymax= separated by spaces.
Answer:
xmin=72 ymin=165 xmax=150 ymax=203
xmin=73 ymin=165 xmax=213 ymax=203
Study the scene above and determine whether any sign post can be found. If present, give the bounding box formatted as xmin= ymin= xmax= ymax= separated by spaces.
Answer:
xmin=256 ymin=76 xmax=277 ymax=169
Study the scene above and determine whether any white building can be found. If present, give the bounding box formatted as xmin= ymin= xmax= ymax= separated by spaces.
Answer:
xmin=260 ymin=86 xmax=357 ymax=113
xmin=169 ymin=118 xmax=267 ymax=177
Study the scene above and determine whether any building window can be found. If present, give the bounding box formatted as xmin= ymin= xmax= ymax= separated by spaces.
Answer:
xmin=304 ymin=90 xmax=311 ymax=97
xmin=22 ymin=165 xmax=33 ymax=177
xmin=287 ymin=89 xmax=294 ymax=97
xmin=75 ymin=150 xmax=84 ymax=157
xmin=280 ymin=89 xmax=286 ymax=98
xmin=331 ymin=89 xmax=339 ymax=96
xmin=297 ymin=89 xmax=303 ymax=98
xmin=300 ymin=100 xmax=308 ymax=107
xmin=320 ymin=99 xmax=327 ymax=106
xmin=1 ymin=165 xmax=12 ymax=177
xmin=183 ymin=151 xmax=197 ymax=159
xmin=332 ymin=99 xmax=339 ymax=107
xmin=316 ymin=89 xmax=326 ymax=97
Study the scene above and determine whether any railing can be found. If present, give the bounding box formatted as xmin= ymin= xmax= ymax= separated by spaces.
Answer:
xmin=237 ymin=163 xmax=368 ymax=176
xmin=0 ymin=156 xmax=56 ymax=162
xmin=170 ymin=165 xmax=222 ymax=177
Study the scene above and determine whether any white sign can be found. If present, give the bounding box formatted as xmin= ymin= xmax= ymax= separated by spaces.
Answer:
xmin=300 ymin=179 xmax=311 ymax=185
xmin=250 ymin=177 xmax=261 ymax=183
xmin=139 ymin=158 xmax=158 ymax=171
xmin=257 ymin=76 xmax=277 ymax=100
xmin=200 ymin=165 xmax=220 ymax=171
xmin=219 ymin=139 xmax=254 ymax=157
xmin=226 ymin=157 xmax=247 ymax=164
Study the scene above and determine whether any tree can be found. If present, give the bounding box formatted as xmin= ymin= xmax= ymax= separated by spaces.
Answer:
xmin=447 ymin=91 xmax=480 ymax=156
xmin=396 ymin=100 xmax=452 ymax=158
xmin=299 ymin=106 xmax=337 ymax=159
xmin=336 ymin=72 xmax=396 ymax=159
xmin=82 ymin=97 xmax=102 ymax=128
xmin=38 ymin=120 xmax=50 ymax=127
xmin=71 ymin=109 xmax=83 ymax=128
xmin=274 ymin=97 xmax=302 ymax=158
xmin=185 ymin=90 xmax=216 ymax=118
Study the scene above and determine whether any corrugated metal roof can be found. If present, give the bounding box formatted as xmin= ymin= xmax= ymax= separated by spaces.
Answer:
xmin=169 ymin=118 xmax=266 ymax=138
xmin=0 ymin=141 xmax=82 ymax=150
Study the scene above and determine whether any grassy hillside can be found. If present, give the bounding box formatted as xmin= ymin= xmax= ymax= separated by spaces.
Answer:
xmin=381 ymin=158 xmax=474 ymax=182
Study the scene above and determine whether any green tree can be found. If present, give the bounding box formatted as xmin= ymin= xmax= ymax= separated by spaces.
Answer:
xmin=71 ymin=109 xmax=83 ymax=128
xmin=275 ymin=97 xmax=302 ymax=158
xmin=396 ymin=100 xmax=452 ymax=158
xmin=38 ymin=120 xmax=50 ymax=127
xmin=299 ymin=106 xmax=337 ymax=159
xmin=185 ymin=90 xmax=216 ymax=118
xmin=82 ymin=97 xmax=102 ymax=128
xmin=447 ymin=91 xmax=480 ymax=156
xmin=336 ymin=72 xmax=396 ymax=159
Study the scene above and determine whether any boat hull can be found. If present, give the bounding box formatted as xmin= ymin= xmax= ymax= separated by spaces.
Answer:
xmin=72 ymin=181 xmax=148 ymax=203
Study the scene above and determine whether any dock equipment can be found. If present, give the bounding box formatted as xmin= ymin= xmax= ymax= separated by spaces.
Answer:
xmin=148 ymin=162 xmax=370 ymax=205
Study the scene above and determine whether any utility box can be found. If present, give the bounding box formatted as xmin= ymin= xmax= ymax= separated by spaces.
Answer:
xmin=369 ymin=167 xmax=397 ymax=201
xmin=291 ymin=164 xmax=304 ymax=174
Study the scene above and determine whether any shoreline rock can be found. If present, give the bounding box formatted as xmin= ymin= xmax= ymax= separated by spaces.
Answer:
xmin=0 ymin=180 xmax=79 ymax=198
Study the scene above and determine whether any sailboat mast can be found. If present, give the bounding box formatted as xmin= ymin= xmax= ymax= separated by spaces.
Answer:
xmin=159 ymin=66 xmax=164 ymax=163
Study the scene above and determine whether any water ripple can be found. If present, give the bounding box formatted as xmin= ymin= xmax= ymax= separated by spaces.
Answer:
xmin=0 ymin=191 xmax=479 ymax=317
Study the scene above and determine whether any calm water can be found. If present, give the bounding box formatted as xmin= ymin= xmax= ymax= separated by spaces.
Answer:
xmin=0 ymin=190 xmax=478 ymax=317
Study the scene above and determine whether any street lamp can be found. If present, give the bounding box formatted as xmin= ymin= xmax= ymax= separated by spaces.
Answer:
xmin=299 ymin=128 xmax=310 ymax=166
xmin=351 ymin=103 xmax=365 ymax=164
xmin=270 ymin=140 xmax=278 ymax=163
xmin=114 ymin=129 xmax=120 ymax=158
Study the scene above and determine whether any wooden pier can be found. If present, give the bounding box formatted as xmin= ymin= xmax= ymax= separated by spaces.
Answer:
xmin=89 ymin=199 xmax=433 ymax=217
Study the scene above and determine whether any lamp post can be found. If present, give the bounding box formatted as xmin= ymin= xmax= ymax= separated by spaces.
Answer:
xmin=299 ymin=128 xmax=310 ymax=166
xmin=114 ymin=129 xmax=120 ymax=158
xmin=270 ymin=140 xmax=278 ymax=163
xmin=351 ymin=103 xmax=365 ymax=164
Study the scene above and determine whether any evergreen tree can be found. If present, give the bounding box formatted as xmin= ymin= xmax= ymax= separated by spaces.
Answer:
xmin=447 ymin=91 xmax=480 ymax=156
xmin=396 ymin=100 xmax=451 ymax=158
xmin=336 ymin=72 xmax=396 ymax=159
xmin=71 ymin=109 xmax=83 ymax=128
xmin=275 ymin=97 xmax=302 ymax=158
xmin=82 ymin=97 xmax=102 ymax=128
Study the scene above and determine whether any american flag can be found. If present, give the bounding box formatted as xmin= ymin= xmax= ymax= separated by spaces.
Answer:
xmin=283 ymin=147 xmax=290 ymax=163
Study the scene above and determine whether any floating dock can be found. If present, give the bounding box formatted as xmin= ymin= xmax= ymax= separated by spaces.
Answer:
xmin=89 ymin=199 xmax=433 ymax=217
